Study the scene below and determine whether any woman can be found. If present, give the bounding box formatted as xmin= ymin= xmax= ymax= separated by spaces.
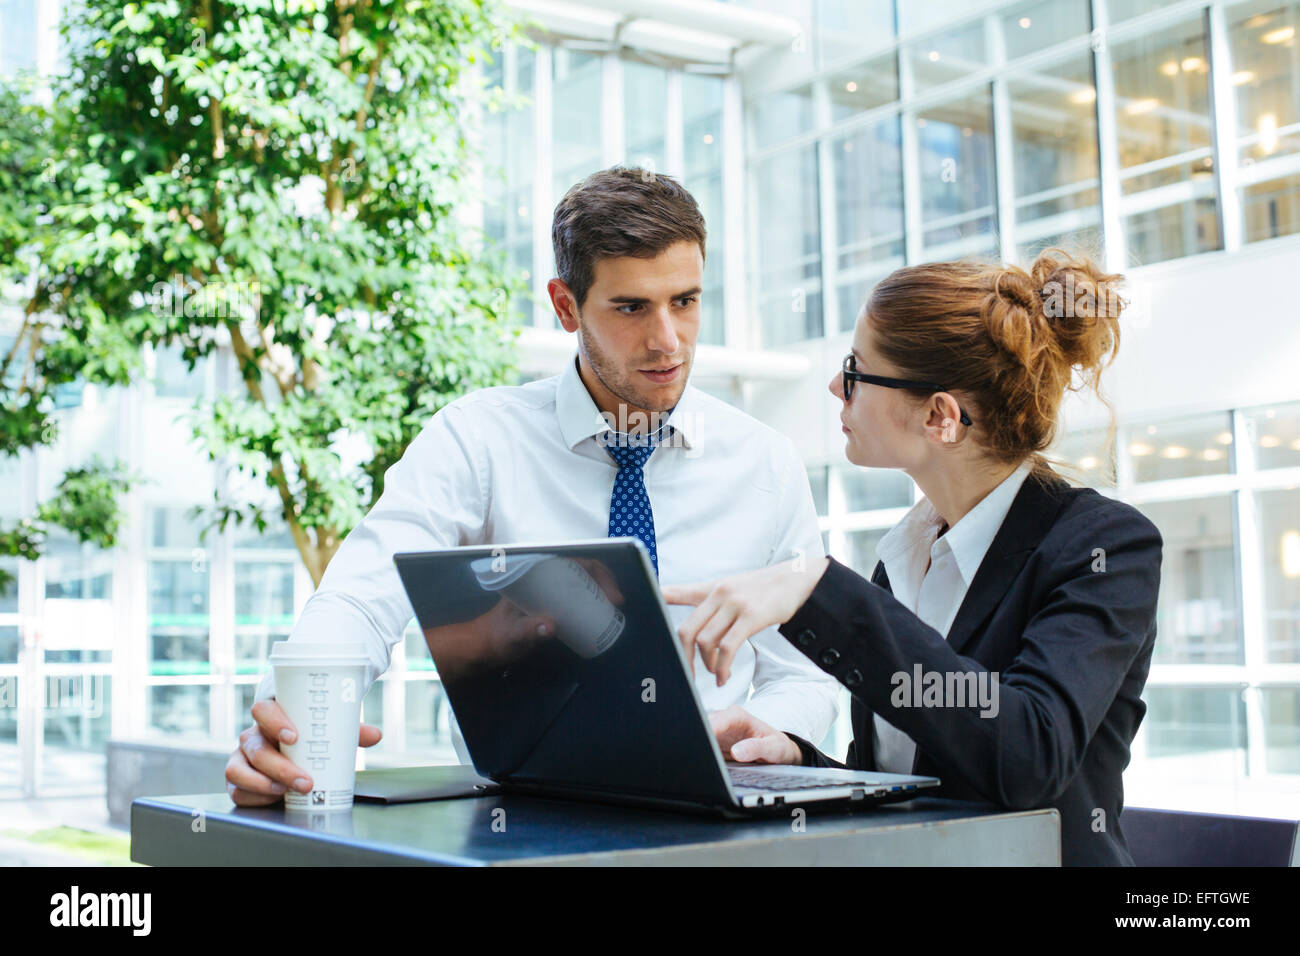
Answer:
xmin=663 ymin=249 xmax=1163 ymax=867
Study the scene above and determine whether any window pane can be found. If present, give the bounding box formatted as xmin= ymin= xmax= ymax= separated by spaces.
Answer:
xmin=42 ymin=674 xmax=111 ymax=754
xmin=148 ymin=684 xmax=209 ymax=737
xmin=484 ymin=44 xmax=535 ymax=326
xmin=1242 ymin=401 xmax=1300 ymax=469
xmin=624 ymin=59 xmax=667 ymax=173
xmin=362 ymin=679 xmax=384 ymax=750
xmin=999 ymin=0 xmax=1091 ymax=61
xmin=807 ymin=465 xmax=829 ymax=517
xmin=1241 ymin=173 xmax=1300 ymax=243
xmin=0 ymin=625 xmax=17 ymax=663
xmin=828 ymin=53 xmax=898 ymax=122
xmin=149 ymin=561 xmax=210 ymax=674
xmin=1008 ymin=56 xmax=1102 ymax=259
xmin=0 ymin=558 xmax=18 ymax=613
xmin=235 ymin=561 xmax=294 ymax=673
xmin=150 ymin=505 xmax=207 ymax=550
xmin=1107 ymin=0 xmax=1183 ymax=23
xmin=682 ymin=73 xmax=726 ymax=347
xmin=1142 ymin=686 xmax=1248 ymax=775
xmin=917 ymin=87 xmax=998 ymax=259
xmin=1141 ymin=496 xmax=1241 ymax=666
xmin=750 ymin=85 xmax=815 ymax=150
xmin=405 ymin=679 xmax=453 ymax=755
xmin=1257 ymin=488 xmax=1300 ymax=664
xmin=552 ymin=49 xmax=603 ymax=199
xmin=1111 ymin=18 xmax=1220 ymax=264
xmin=754 ymin=145 xmax=823 ymax=345
xmin=1230 ymin=0 xmax=1300 ymax=165
xmin=840 ymin=528 xmax=889 ymax=579
xmin=1046 ymin=425 xmax=1116 ymax=488
xmin=832 ymin=117 xmax=904 ymax=330
xmin=152 ymin=343 xmax=207 ymax=399
xmin=840 ymin=466 xmax=913 ymax=512
xmin=1127 ymin=412 xmax=1232 ymax=482
xmin=907 ymin=20 xmax=988 ymax=93
xmin=42 ymin=531 xmax=113 ymax=601
xmin=1262 ymin=687 xmax=1300 ymax=773
xmin=816 ymin=0 xmax=894 ymax=66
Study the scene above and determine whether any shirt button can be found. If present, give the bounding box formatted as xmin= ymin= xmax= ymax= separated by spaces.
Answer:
xmin=843 ymin=668 xmax=863 ymax=688
xmin=819 ymin=648 xmax=841 ymax=668
xmin=795 ymin=629 xmax=816 ymax=648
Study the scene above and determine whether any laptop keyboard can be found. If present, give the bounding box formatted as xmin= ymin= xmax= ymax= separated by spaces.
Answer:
xmin=728 ymin=768 xmax=857 ymax=791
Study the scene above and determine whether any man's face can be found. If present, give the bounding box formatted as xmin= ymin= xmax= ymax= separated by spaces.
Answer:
xmin=551 ymin=240 xmax=703 ymax=420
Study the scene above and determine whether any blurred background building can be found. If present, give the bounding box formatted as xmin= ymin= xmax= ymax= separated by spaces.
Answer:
xmin=1 ymin=0 xmax=1298 ymax=816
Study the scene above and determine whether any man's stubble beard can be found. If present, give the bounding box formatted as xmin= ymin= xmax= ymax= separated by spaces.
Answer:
xmin=577 ymin=321 xmax=691 ymax=417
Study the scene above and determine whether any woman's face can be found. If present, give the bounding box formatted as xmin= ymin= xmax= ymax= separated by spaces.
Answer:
xmin=829 ymin=312 xmax=925 ymax=470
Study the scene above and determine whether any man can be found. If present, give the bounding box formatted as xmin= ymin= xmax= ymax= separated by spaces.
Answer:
xmin=226 ymin=166 xmax=838 ymax=805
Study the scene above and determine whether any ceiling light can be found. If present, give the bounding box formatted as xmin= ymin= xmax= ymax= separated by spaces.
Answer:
xmin=845 ymin=81 xmax=858 ymax=92
xmin=1160 ymin=445 xmax=1189 ymax=458
xmin=1260 ymin=113 xmax=1279 ymax=154
xmin=1160 ymin=61 xmax=1179 ymax=76
xmin=1070 ymin=87 xmax=1097 ymax=104
xmin=1181 ymin=56 xmax=1204 ymax=72
xmin=1019 ymin=17 xmax=1032 ymax=29
xmin=1262 ymin=26 xmax=1295 ymax=44
xmin=1233 ymin=70 xmax=1255 ymax=85
xmin=1260 ymin=435 xmax=1281 ymax=448
xmin=1283 ymin=530 xmax=1300 ymax=578
xmin=928 ymin=50 xmax=940 ymax=62
xmin=1129 ymin=441 xmax=1153 ymax=456
xmin=1126 ymin=98 xmax=1160 ymax=115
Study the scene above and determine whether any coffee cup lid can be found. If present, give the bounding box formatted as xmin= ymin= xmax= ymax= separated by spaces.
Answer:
xmin=470 ymin=552 xmax=553 ymax=591
xmin=269 ymin=641 xmax=370 ymax=665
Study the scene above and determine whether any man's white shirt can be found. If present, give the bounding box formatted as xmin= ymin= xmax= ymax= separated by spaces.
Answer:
xmin=870 ymin=459 xmax=1034 ymax=773
xmin=255 ymin=355 xmax=840 ymax=745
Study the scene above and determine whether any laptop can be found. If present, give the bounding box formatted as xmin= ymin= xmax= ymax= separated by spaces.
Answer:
xmin=393 ymin=538 xmax=939 ymax=816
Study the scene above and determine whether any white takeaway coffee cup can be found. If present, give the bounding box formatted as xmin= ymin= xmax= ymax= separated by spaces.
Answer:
xmin=471 ymin=554 xmax=625 ymax=659
xmin=269 ymin=641 xmax=369 ymax=811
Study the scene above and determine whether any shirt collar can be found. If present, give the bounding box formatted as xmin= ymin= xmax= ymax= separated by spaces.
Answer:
xmin=875 ymin=459 xmax=1035 ymax=584
xmin=555 ymin=353 xmax=700 ymax=450
xmin=939 ymin=460 xmax=1034 ymax=583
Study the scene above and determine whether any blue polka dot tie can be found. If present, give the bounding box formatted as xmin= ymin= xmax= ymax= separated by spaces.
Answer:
xmin=600 ymin=426 xmax=668 ymax=576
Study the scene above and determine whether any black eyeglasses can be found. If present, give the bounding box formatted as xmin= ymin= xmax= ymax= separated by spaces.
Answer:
xmin=842 ymin=353 xmax=972 ymax=427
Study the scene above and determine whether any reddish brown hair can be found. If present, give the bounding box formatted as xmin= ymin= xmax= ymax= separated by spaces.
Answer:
xmin=863 ymin=248 xmax=1124 ymax=486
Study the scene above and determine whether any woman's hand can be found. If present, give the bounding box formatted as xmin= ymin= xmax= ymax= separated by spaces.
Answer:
xmin=709 ymin=705 xmax=802 ymax=765
xmin=662 ymin=556 xmax=830 ymax=686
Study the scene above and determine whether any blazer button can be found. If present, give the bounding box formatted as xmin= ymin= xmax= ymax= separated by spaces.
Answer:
xmin=843 ymin=668 xmax=863 ymax=688
xmin=795 ymin=628 xmax=816 ymax=648
xmin=819 ymin=648 xmax=841 ymax=668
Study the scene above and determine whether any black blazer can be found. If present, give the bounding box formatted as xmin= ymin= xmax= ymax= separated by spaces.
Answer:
xmin=779 ymin=466 xmax=1163 ymax=866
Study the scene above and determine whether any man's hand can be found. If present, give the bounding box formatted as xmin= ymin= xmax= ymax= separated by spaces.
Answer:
xmin=225 ymin=698 xmax=383 ymax=807
xmin=709 ymin=705 xmax=802 ymax=765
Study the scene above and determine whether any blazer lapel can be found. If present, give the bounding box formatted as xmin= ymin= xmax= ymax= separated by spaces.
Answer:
xmin=902 ymin=469 xmax=1072 ymax=775
xmin=941 ymin=470 xmax=1071 ymax=657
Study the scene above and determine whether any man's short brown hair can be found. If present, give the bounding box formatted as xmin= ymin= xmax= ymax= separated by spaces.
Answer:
xmin=551 ymin=166 xmax=707 ymax=310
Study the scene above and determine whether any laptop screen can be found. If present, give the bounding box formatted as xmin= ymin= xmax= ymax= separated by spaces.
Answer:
xmin=394 ymin=541 xmax=733 ymax=805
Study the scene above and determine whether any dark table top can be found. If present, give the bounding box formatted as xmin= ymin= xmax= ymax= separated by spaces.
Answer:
xmin=131 ymin=772 xmax=1061 ymax=866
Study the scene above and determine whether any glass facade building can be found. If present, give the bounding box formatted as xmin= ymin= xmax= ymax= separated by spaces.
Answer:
xmin=1 ymin=0 xmax=1298 ymax=813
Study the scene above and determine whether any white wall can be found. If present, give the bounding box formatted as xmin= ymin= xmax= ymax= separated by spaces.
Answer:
xmin=748 ymin=233 xmax=1300 ymax=461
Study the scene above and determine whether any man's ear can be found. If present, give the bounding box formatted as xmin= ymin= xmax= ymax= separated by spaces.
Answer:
xmin=547 ymin=278 xmax=581 ymax=333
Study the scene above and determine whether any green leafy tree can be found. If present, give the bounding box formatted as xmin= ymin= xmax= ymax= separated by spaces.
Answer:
xmin=0 ymin=81 xmax=144 ymax=598
xmin=4 ymin=0 xmax=527 ymax=590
